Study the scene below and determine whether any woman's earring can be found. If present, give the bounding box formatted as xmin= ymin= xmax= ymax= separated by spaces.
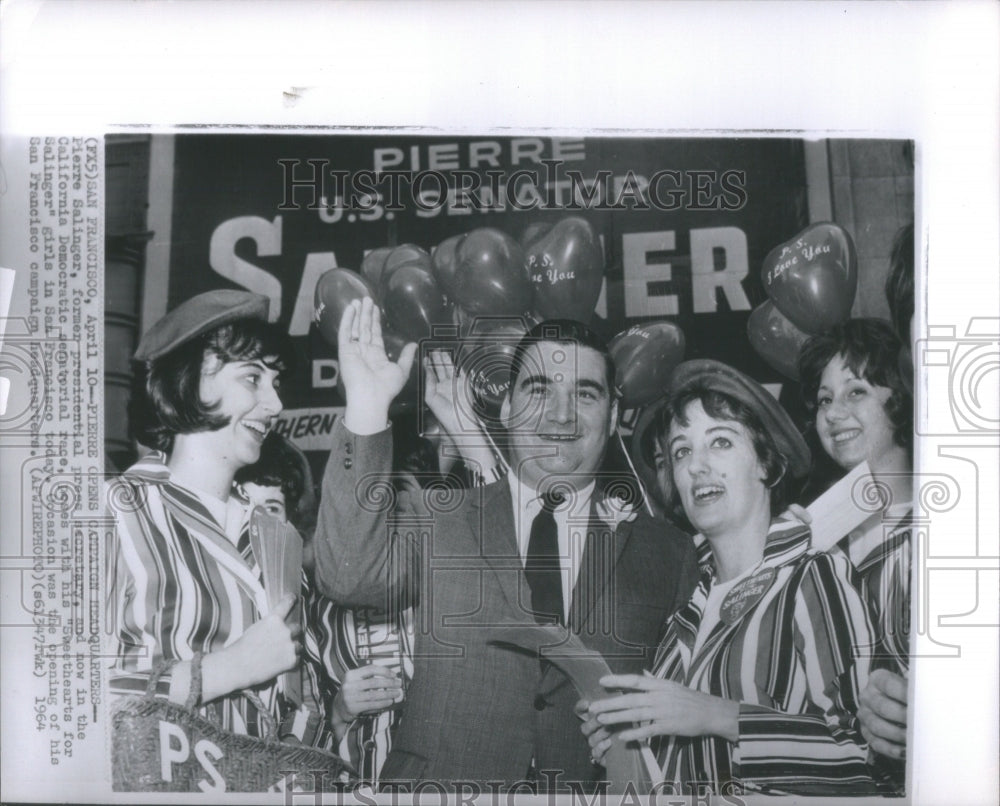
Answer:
xmin=766 ymin=457 xmax=788 ymax=490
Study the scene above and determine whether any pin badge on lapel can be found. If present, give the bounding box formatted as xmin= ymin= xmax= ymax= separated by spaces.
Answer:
xmin=720 ymin=567 xmax=777 ymax=626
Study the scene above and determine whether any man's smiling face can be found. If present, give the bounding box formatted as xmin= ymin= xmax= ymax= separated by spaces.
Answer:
xmin=501 ymin=340 xmax=617 ymax=493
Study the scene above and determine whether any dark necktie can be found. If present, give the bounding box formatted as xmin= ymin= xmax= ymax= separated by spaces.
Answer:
xmin=526 ymin=491 xmax=564 ymax=625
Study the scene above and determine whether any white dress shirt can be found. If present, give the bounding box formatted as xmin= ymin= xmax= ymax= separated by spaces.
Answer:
xmin=507 ymin=473 xmax=598 ymax=623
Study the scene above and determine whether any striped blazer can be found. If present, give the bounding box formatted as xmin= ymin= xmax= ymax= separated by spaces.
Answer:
xmin=107 ymin=452 xmax=325 ymax=742
xmin=650 ymin=518 xmax=882 ymax=796
xmin=846 ymin=510 xmax=912 ymax=676
xmin=304 ymin=589 xmax=415 ymax=785
xmin=842 ymin=509 xmax=912 ymax=796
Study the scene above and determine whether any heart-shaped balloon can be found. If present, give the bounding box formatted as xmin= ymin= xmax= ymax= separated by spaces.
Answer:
xmin=456 ymin=318 xmax=529 ymax=421
xmin=453 ymin=304 xmax=537 ymax=341
xmin=380 ymin=263 xmax=452 ymax=343
xmin=761 ymin=222 xmax=857 ymax=334
xmin=384 ymin=243 xmax=432 ymax=279
xmin=747 ymin=299 xmax=811 ymax=381
xmin=524 ymin=217 xmax=604 ymax=321
xmin=519 ymin=221 xmax=552 ymax=247
xmin=609 ymin=322 xmax=686 ymax=408
xmin=361 ymin=246 xmax=394 ymax=288
xmin=313 ymin=268 xmax=378 ymax=347
xmin=451 ymin=228 xmax=534 ymax=317
xmin=431 ymin=234 xmax=464 ymax=299
xmin=385 ymin=328 xmax=421 ymax=417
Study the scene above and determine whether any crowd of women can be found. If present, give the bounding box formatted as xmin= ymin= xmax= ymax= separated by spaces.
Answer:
xmin=106 ymin=224 xmax=914 ymax=795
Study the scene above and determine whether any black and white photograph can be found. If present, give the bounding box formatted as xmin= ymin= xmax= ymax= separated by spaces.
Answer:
xmin=0 ymin=2 xmax=996 ymax=804
xmin=101 ymin=133 xmax=914 ymax=798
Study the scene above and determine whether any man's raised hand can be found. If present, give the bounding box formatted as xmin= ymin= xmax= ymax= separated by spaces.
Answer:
xmin=339 ymin=297 xmax=417 ymax=434
xmin=424 ymin=349 xmax=481 ymax=439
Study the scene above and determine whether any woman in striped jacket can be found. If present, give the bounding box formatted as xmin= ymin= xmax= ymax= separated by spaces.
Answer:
xmin=799 ymin=318 xmax=913 ymax=791
xmin=581 ymin=360 xmax=882 ymax=796
xmin=108 ymin=291 xmax=318 ymax=745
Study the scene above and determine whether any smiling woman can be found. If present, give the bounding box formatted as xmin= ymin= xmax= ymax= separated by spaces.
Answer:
xmin=107 ymin=290 xmax=331 ymax=774
xmin=582 ymin=360 xmax=886 ymax=796
xmin=799 ymin=319 xmax=914 ymax=792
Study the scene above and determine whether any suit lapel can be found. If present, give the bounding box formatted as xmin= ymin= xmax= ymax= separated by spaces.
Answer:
xmin=569 ymin=505 xmax=629 ymax=632
xmin=466 ymin=481 xmax=524 ymax=617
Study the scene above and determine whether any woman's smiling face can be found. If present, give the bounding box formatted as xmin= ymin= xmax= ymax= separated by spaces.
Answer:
xmin=665 ymin=399 xmax=769 ymax=538
xmin=814 ymin=354 xmax=896 ymax=472
xmin=198 ymin=355 xmax=284 ymax=472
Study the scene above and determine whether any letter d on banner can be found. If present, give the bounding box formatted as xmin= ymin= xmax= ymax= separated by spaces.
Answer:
xmin=0 ymin=268 xmax=15 ymax=416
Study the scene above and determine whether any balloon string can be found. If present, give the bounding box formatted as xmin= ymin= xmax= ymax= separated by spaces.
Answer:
xmin=480 ymin=421 xmax=510 ymax=476
xmin=617 ymin=430 xmax=655 ymax=518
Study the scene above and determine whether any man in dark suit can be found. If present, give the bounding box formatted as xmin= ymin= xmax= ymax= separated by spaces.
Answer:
xmin=312 ymin=297 xmax=694 ymax=791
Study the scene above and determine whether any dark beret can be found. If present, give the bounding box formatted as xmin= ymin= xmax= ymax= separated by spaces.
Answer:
xmin=134 ymin=290 xmax=269 ymax=361
xmin=632 ymin=359 xmax=810 ymax=481
xmin=670 ymin=359 xmax=810 ymax=478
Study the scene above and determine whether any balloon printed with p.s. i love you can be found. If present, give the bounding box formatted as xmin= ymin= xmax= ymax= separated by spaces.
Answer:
xmin=761 ymin=222 xmax=857 ymax=334
xmin=523 ymin=216 xmax=604 ymax=321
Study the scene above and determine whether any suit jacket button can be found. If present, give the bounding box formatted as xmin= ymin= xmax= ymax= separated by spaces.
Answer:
xmin=346 ymin=443 xmax=353 ymax=455
xmin=534 ymin=694 xmax=547 ymax=711
xmin=344 ymin=458 xmax=353 ymax=469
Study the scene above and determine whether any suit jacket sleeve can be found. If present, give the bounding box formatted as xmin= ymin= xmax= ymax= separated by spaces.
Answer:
xmin=312 ymin=418 xmax=420 ymax=611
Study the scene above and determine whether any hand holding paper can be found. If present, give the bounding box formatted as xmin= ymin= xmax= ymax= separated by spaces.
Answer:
xmin=249 ymin=508 xmax=305 ymax=704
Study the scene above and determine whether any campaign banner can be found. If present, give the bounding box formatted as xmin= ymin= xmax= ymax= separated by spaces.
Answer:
xmin=166 ymin=136 xmax=809 ymax=431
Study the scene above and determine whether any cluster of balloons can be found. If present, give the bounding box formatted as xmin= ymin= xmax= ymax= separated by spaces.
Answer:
xmin=748 ymin=222 xmax=858 ymax=380
xmin=314 ymin=216 xmax=693 ymax=418
xmin=314 ymin=217 xmax=611 ymax=417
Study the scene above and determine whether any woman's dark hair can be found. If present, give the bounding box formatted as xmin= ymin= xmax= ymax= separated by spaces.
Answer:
xmin=652 ymin=387 xmax=794 ymax=529
xmin=798 ymin=318 xmax=912 ymax=453
xmin=885 ymin=222 xmax=914 ymax=340
xmin=235 ymin=432 xmax=308 ymax=525
xmin=129 ymin=318 xmax=294 ymax=453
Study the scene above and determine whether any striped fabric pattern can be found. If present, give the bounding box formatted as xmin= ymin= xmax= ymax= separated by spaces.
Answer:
xmin=304 ymin=586 xmax=414 ymax=785
xmin=852 ymin=512 xmax=912 ymax=676
xmin=650 ymin=518 xmax=882 ymax=796
xmin=107 ymin=452 xmax=323 ymax=742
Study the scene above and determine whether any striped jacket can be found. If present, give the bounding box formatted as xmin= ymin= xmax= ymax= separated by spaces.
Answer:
xmin=304 ymin=589 xmax=415 ymax=785
xmin=843 ymin=509 xmax=912 ymax=676
xmin=107 ymin=452 xmax=325 ymax=743
xmin=840 ymin=509 xmax=912 ymax=795
xmin=650 ymin=518 xmax=882 ymax=796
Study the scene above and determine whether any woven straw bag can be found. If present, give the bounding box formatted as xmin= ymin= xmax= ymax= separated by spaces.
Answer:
xmin=111 ymin=655 xmax=356 ymax=793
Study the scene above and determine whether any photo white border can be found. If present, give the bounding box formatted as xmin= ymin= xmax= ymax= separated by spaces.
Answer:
xmin=1 ymin=1 xmax=997 ymax=803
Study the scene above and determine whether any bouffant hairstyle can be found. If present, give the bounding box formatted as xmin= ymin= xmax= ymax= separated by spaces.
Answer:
xmin=798 ymin=318 xmax=912 ymax=454
xmin=653 ymin=387 xmax=796 ymax=530
xmin=885 ymin=222 xmax=915 ymax=341
xmin=129 ymin=319 xmax=293 ymax=453
xmin=234 ymin=432 xmax=309 ymax=525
